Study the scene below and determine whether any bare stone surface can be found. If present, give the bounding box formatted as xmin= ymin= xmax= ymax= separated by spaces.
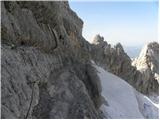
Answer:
xmin=1 ymin=1 xmax=158 ymax=119
xmin=91 ymin=35 xmax=159 ymax=95
xmin=1 ymin=1 xmax=103 ymax=119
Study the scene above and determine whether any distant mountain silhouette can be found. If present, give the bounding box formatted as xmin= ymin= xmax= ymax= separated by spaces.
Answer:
xmin=123 ymin=46 xmax=142 ymax=59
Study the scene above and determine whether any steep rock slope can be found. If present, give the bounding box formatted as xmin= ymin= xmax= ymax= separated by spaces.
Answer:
xmin=132 ymin=42 xmax=159 ymax=81
xmin=91 ymin=35 xmax=159 ymax=95
xmin=1 ymin=1 xmax=102 ymax=118
xmin=1 ymin=1 xmax=159 ymax=119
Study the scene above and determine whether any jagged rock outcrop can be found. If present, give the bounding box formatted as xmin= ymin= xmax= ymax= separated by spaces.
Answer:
xmin=91 ymin=35 xmax=159 ymax=95
xmin=1 ymin=1 xmax=102 ymax=119
xmin=1 ymin=1 xmax=158 ymax=119
xmin=132 ymin=42 xmax=159 ymax=80
xmin=132 ymin=42 xmax=159 ymax=93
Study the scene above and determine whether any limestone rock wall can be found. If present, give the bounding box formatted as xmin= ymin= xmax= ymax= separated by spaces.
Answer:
xmin=1 ymin=1 xmax=102 ymax=119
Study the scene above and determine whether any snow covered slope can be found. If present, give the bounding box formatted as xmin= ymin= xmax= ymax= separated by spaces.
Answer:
xmin=135 ymin=91 xmax=159 ymax=119
xmin=92 ymin=63 xmax=159 ymax=119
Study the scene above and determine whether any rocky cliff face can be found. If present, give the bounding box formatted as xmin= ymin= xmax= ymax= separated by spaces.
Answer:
xmin=132 ymin=42 xmax=159 ymax=93
xmin=132 ymin=42 xmax=159 ymax=80
xmin=91 ymin=35 xmax=159 ymax=95
xmin=1 ymin=1 xmax=102 ymax=118
xmin=1 ymin=1 xmax=159 ymax=119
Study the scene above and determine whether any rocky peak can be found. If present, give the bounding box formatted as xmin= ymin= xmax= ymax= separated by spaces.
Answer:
xmin=92 ymin=34 xmax=104 ymax=43
xmin=92 ymin=34 xmax=108 ymax=47
xmin=1 ymin=1 xmax=159 ymax=119
xmin=91 ymin=37 xmax=158 ymax=95
xmin=132 ymin=42 xmax=159 ymax=81
xmin=114 ymin=42 xmax=125 ymax=55
xmin=138 ymin=42 xmax=158 ymax=61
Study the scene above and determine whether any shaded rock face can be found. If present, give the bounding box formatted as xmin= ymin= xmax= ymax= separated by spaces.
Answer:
xmin=1 ymin=1 xmax=159 ymax=119
xmin=91 ymin=35 xmax=159 ymax=95
xmin=1 ymin=1 xmax=102 ymax=119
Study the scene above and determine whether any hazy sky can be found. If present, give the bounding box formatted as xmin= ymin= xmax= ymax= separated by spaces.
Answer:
xmin=69 ymin=1 xmax=158 ymax=47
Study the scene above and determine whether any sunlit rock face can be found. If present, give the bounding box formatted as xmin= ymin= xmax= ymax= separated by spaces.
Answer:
xmin=132 ymin=42 xmax=159 ymax=94
xmin=91 ymin=35 xmax=158 ymax=95
xmin=132 ymin=42 xmax=159 ymax=79
xmin=1 ymin=1 xmax=158 ymax=119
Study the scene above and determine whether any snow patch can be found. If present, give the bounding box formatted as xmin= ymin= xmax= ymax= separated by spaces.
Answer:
xmin=92 ymin=62 xmax=159 ymax=119
xmin=135 ymin=91 xmax=159 ymax=119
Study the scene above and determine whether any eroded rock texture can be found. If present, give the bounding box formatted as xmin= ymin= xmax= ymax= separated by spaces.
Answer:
xmin=91 ymin=34 xmax=159 ymax=95
xmin=1 ymin=1 xmax=102 ymax=119
xmin=132 ymin=42 xmax=159 ymax=94
xmin=1 ymin=1 xmax=158 ymax=119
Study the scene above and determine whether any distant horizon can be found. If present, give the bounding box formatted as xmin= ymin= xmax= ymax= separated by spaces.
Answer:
xmin=69 ymin=1 xmax=158 ymax=47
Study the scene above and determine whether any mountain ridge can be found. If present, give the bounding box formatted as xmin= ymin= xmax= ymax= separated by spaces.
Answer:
xmin=1 ymin=1 xmax=159 ymax=119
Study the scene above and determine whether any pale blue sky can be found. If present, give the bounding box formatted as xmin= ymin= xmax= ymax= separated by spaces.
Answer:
xmin=69 ymin=1 xmax=158 ymax=47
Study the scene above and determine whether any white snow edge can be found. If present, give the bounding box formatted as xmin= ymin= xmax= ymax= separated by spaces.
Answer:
xmin=91 ymin=61 xmax=159 ymax=119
